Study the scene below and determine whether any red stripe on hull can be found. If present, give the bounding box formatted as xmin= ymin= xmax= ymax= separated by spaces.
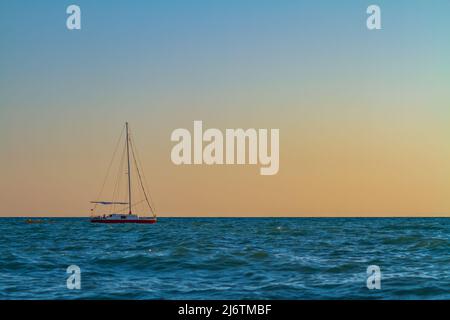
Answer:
xmin=91 ymin=219 xmax=157 ymax=224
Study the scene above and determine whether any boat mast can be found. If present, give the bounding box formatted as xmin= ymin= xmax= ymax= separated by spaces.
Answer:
xmin=126 ymin=122 xmax=132 ymax=215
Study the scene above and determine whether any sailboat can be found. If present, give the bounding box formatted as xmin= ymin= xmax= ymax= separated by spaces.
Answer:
xmin=90 ymin=123 xmax=157 ymax=224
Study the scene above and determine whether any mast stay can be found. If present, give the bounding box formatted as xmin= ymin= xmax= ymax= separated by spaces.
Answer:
xmin=129 ymin=133 xmax=156 ymax=218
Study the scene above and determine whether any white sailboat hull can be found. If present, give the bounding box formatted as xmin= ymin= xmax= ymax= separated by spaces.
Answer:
xmin=91 ymin=214 xmax=157 ymax=224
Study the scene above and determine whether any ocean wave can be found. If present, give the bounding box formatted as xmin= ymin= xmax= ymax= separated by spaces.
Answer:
xmin=0 ymin=217 xmax=449 ymax=299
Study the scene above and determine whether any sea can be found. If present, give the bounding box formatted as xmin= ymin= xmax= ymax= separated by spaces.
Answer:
xmin=0 ymin=218 xmax=448 ymax=300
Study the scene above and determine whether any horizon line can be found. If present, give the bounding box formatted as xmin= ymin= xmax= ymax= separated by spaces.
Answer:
xmin=2 ymin=215 xmax=449 ymax=218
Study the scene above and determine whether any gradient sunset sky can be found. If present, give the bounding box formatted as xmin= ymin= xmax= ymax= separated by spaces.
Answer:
xmin=1 ymin=0 xmax=449 ymax=217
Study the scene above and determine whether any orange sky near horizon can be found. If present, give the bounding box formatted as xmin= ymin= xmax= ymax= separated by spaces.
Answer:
xmin=1 ymin=1 xmax=450 ymax=217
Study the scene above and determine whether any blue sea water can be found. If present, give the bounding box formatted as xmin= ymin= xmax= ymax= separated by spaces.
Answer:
xmin=0 ymin=218 xmax=448 ymax=300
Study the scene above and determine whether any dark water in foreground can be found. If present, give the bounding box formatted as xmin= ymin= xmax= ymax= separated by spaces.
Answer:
xmin=0 ymin=218 xmax=449 ymax=299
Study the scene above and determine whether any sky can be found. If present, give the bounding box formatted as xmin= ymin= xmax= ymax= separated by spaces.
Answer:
xmin=1 ymin=0 xmax=450 ymax=217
